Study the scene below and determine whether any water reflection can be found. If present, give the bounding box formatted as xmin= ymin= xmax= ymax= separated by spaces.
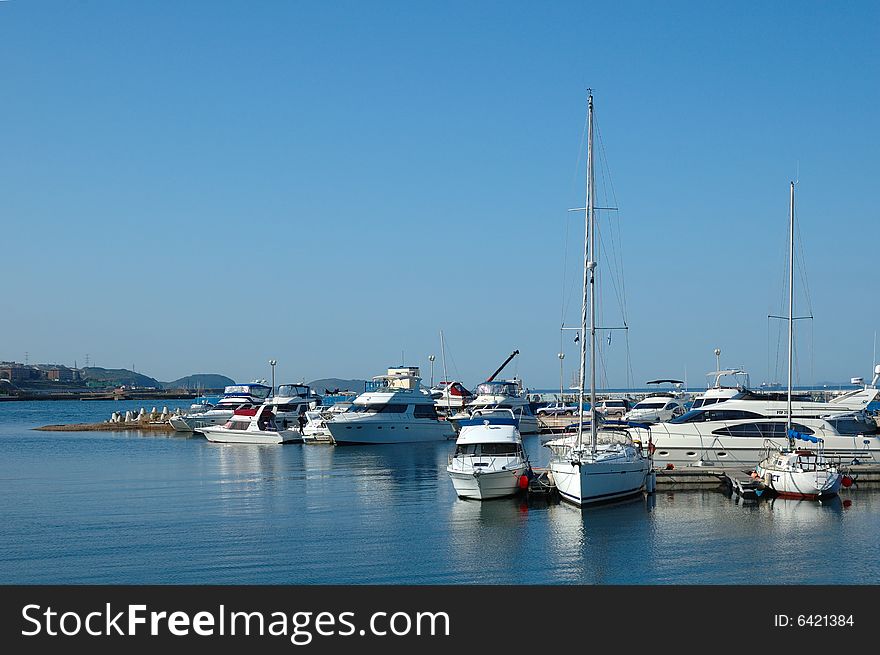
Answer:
xmin=544 ymin=495 xmax=653 ymax=584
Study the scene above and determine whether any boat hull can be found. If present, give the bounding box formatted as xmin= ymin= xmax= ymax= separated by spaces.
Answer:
xmin=757 ymin=467 xmax=843 ymax=499
xmin=170 ymin=413 xmax=233 ymax=432
xmin=327 ymin=419 xmax=455 ymax=444
xmin=199 ymin=427 xmax=303 ymax=444
xmin=447 ymin=463 xmax=528 ymax=500
xmin=550 ymin=457 xmax=649 ymax=506
xmin=636 ymin=431 xmax=879 ymax=468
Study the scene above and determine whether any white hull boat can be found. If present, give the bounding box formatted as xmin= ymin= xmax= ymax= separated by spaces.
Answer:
xmin=447 ymin=410 xmax=530 ymax=500
xmin=168 ymin=383 xmax=272 ymax=432
xmin=550 ymin=441 xmax=650 ymax=506
xmin=756 ymin=447 xmax=843 ymax=500
xmin=328 ymin=418 xmax=454 ymax=445
xmin=547 ymin=92 xmax=652 ymax=507
xmin=326 ymin=367 xmax=456 ymax=445
xmin=448 ymin=379 xmax=540 ymax=435
xmin=633 ymin=405 xmax=880 ymax=468
xmin=199 ymin=404 xmax=303 ymax=444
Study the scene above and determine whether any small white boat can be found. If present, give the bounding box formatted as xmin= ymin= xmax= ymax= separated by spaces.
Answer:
xmin=168 ymin=383 xmax=272 ymax=432
xmin=447 ymin=409 xmax=530 ymax=500
xmin=430 ymin=380 xmax=474 ymax=411
xmin=755 ymin=439 xmax=843 ymax=500
xmin=301 ymin=403 xmax=352 ymax=443
xmin=751 ymin=183 xmax=843 ymax=502
xmin=448 ymin=379 xmax=540 ymax=435
xmin=622 ymin=380 xmax=688 ymax=424
xmin=199 ymin=404 xmax=302 ymax=444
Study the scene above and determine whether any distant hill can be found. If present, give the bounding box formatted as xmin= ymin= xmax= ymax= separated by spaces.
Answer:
xmin=80 ymin=367 xmax=162 ymax=389
xmin=307 ymin=378 xmax=368 ymax=395
xmin=163 ymin=374 xmax=235 ymax=390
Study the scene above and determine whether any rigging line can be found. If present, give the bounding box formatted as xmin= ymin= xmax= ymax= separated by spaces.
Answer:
xmin=597 ymin=221 xmax=627 ymax=321
xmin=560 ymin=209 xmax=571 ymax=329
xmin=794 ymin=215 xmax=814 ymax=319
xmin=625 ymin=328 xmax=634 ymax=390
xmin=595 ymin=121 xmax=628 ymax=319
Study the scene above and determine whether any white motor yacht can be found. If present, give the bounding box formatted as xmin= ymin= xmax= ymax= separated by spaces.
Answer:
xmin=326 ymin=367 xmax=456 ymax=445
xmin=691 ymin=368 xmax=751 ymax=409
xmin=199 ymin=404 xmax=303 ymax=444
xmin=622 ymin=380 xmax=688 ymax=424
xmin=448 ymin=379 xmax=540 ymax=435
xmin=631 ymin=406 xmax=880 ymax=467
xmin=447 ymin=409 xmax=530 ymax=500
xmin=264 ymin=383 xmax=320 ymax=429
xmin=168 ymin=383 xmax=272 ymax=431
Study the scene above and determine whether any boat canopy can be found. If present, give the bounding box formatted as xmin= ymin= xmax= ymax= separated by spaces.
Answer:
xmin=224 ymin=383 xmax=272 ymax=398
xmin=788 ymin=429 xmax=823 ymax=444
xmin=474 ymin=381 xmax=519 ymax=397
xmin=275 ymin=384 xmax=312 ymax=398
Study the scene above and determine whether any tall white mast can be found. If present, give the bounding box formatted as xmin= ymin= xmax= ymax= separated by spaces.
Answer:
xmin=440 ymin=329 xmax=449 ymax=387
xmin=787 ymin=181 xmax=795 ymax=447
xmin=577 ymin=91 xmax=595 ymax=452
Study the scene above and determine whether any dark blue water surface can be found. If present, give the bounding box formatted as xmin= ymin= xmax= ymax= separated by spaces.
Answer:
xmin=0 ymin=400 xmax=878 ymax=584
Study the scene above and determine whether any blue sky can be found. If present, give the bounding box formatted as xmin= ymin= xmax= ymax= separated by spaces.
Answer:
xmin=1 ymin=1 xmax=877 ymax=389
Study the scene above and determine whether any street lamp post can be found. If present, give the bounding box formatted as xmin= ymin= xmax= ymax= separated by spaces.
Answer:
xmin=558 ymin=352 xmax=565 ymax=399
xmin=269 ymin=359 xmax=277 ymax=395
xmin=428 ymin=354 xmax=435 ymax=387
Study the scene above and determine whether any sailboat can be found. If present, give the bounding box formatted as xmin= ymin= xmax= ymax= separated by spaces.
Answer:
xmin=754 ymin=182 xmax=843 ymax=500
xmin=547 ymin=92 xmax=651 ymax=506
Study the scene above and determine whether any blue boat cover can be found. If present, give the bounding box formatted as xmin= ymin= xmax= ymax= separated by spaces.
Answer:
xmin=788 ymin=429 xmax=823 ymax=443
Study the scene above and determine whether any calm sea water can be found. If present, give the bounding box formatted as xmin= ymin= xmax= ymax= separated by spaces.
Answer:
xmin=1 ymin=400 xmax=878 ymax=584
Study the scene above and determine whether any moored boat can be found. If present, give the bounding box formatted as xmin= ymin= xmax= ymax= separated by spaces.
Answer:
xmin=447 ymin=409 xmax=530 ymax=500
xmin=199 ymin=404 xmax=302 ymax=444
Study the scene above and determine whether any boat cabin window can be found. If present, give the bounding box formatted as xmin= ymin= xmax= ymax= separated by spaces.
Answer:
xmin=670 ymin=409 xmax=763 ymax=424
xmin=692 ymin=398 xmax=727 ymax=409
xmin=274 ymin=403 xmax=305 ymax=413
xmin=455 ymin=443 xmax=521 ymax=456
xmin=413 ymin=404 xmax=439 ymax=419
xmin=634 ymin=402 xmax=665 ymax=410
xmin=226 ymin=420 xmax=250 ymax=431
xmin=825 ymin=415 xmax=880 ymax=435
xmin=663 ymin=403 xmax=678 ymax=410
xmin=711 ymin=422 xmax=814 ymax=438
xmin=350 ymin=403 xmax=408 ymax=414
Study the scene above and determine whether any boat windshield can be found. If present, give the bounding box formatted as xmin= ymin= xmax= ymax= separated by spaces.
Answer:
xmin=633 ymin=402 xmax=665 ymax=410
xmin=475 ymin=382 xmax=519 ymax=397
xmin=276 ymin=384 xmax=311 ymax=398
xmin=224 ymin=384 xmax=272 ymax=400
xmin=455 ymin=443 xmax=521 ymax=456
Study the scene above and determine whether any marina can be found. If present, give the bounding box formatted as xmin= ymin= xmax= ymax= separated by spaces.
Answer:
xmin=3 ymin=399 xmax=880 ymax=585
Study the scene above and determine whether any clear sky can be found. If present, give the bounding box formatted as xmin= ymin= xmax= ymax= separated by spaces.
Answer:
xmin=1 ymin=1 xmax=877 ymax=389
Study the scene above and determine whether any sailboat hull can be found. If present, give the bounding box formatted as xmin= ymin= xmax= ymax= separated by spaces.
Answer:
xmin=550 ymin=457 xmax=649 ymax=506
